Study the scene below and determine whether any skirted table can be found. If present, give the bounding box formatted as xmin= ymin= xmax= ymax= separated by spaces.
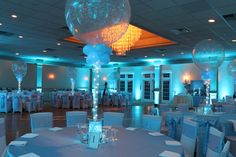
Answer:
xmin=5 ymin=127 xmax=184 ymax=157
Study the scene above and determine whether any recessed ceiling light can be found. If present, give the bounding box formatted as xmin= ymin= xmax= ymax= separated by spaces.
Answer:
xmin=11 ymin=14 xmax=17 ymax=18
xmin=43 ymin=50 xmax=47 ymax=53
xmin=208 ymin=19 xmax=215 ymax=23
xmin=180 ymin=52 xmax=184 ymax=55
xmin=57 ymin=43 xmax=61 ymax=46
xmin=18 ymin=35 xmax=23 ymax=39
xmin=15 ymin=53 xmax=20 ymax=56
xmin=144 ymin=56 xmax=147 ymax=58
xmin=0 ymin=23 xmax=2 ymax=26
xmin=232 ymin=39 xmax=236 ymax=43
xmin=162 ymin=54 xmax=165 ymax=57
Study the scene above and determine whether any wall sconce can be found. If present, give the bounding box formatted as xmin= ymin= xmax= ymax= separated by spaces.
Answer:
xmin=183 ymin=74 xmax=190 ymax=84
xmin=84 ymin=76 xmax=89 ymax=81
xmin=48 ymin=73 xmax=55 ymax=80
xmin=102 ymin=76 xmax=107 ymax=81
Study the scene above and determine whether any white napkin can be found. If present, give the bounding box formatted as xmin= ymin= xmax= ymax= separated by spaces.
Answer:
xmin=49 ymin=127 xmax=63 ymax=131
xmin=126 ymin=127 xmax=136 ymax=131
xmin=9 ymin=141 xmax=27 ymax=146
xmin=103 ymin=126 xmax=112 ymax=129
xmin=229 ymin=119 xmax=236 ymax=131
xmin=21 ymin=133 xmax=39 ymax=139
xmin=165 ymin=140 xmax=181 ymax=146
xmin=159 ymin=150 xmax=181 ymax=157
xmin=148 ymin=132 xmax=163 ymax=136
xmin=18 ymin=153 xmax=40 ymax=157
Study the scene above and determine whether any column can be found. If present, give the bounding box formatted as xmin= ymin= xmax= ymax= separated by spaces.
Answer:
xmin=36 ymin=64 xmax=43 ymax=92
xmin=154 ymin=65 xmax=160 ymax=104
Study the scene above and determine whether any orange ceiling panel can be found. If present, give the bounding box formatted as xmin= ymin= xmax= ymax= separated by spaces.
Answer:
xmin=64 ymin=25 xmax=175 ymax=50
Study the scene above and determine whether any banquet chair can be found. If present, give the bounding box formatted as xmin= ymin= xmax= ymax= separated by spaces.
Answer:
xmin=221 ymin=141 xmax=230 ymax=157
xmin=222 ymin=105 xmax=236 ymax=114
xmin=0 ymin=118 xmax=6 ymax=157
xmin=12 ymin=95 xmax=22 ymax=113
xmin=66 ymin=111 xmax=87 ymax=127
xmin=180 ymin=119 xmax=198 ymax=157
xmin=103 ymin=112 xmax=124 ymax=127
xmin=177 ymin=104 xmax=189 ymax=112
xmin=142 ymin=115 xmax=162 ymax=132
xmin=0 ymin=93 xmax=11 ymax=113
xmin=30 ymin=112 xmax=53 ymax=133
xmin=206 ymin=127 xmax=225 ymax=157
xmin=62 ymin=95 xmax=70 ymax=108
xmin=72 ymin=94 xmax=80 ymax=109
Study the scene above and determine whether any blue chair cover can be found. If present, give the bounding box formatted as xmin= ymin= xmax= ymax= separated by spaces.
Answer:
xmin=142 ymin=115 xmax=162 ymax=132
xmin=66 ymin=111 xmax=87 ymax=127
xmin=166 ymin=112 xmax=183 ymax=140
xmin=103 ymin=112 xmax=124 ymax=127
xmin=30 ymin=112 xmax=53 ymax=133
xmin=0 ymin=118 xmax=6 ymax=156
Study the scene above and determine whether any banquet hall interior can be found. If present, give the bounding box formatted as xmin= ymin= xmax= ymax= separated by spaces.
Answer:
xmin=0 ymin=0 xmax=236 ymax=157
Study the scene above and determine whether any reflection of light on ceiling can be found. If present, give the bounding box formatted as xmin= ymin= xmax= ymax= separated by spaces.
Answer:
xmin=48 ymin=73 xmax=55 ymax=80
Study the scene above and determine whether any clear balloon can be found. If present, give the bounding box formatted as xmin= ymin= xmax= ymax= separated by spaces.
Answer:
xmin=228 ymin=59 xmax=236 ymax=79
xmin=65 ymin=0 xmax=131 ymax=45
xmin=67 ymin=67 xmax=77 ymax=81
xmin=192 ymin=39 xmax=225 ymax=71
xmin=201 ymin=71 xmax=215 ymax=80
xmin=12 ymin=62 xmax=27 ymax=82
xmin=83 ymin=44 xmax=112 ymax=65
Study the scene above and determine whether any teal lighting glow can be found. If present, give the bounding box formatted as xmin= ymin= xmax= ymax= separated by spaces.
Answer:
xmin=36 ymin=65 xmax=42 ymax=91
xmin=154 ymin=91 xmax=159 ymax=104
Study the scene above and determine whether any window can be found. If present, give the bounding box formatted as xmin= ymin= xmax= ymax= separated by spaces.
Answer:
xmin=161 ymin=72 xmax=171 ymax=102
xmin=119 ymin=73 xmax=133 ymax=94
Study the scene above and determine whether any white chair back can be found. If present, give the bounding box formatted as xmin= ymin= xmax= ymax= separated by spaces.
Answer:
xmin=0 ymin=93 xmax=11 ymax=113
xmin=180 ymin=119 xmax=198 ymax=157
xmin=66 ymin=111 xmax=87 ymax=127
xmin=221 ymin=141 xmax=230 ymax=157
xmin=0 ymin=118 xmax=6 ymax=156
xmin=142 ymin=115 xmax=162 ymax=132
xmin=72 ymin=95 xmax=80 ymax=109
xmin=206 ymin=127 xmax=225 ymax=157
xmin=30 ymin=112 xmax=53 ymax=133
xmin=103 ymin=112 xmax=124 ymax=127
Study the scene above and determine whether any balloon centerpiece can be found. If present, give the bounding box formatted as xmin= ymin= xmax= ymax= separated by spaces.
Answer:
xmin=192 ymin=39 xmax=225 ymax=114
xmin=65 ymin=0 xmax=131 ymax=122
xmin=12 ymin=62 xmax=27 ymax=93
xmin=228 ymin=59 xmax=236 ymax=82
xmin=67 ymin=67 xmax=77 ymax=96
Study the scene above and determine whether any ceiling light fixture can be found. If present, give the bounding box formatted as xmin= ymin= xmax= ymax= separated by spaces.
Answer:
xmin=0 ymin=23 xmax=2 ymax=26
xmin=144 ymin=56 xmax=147 ymax=58
xmin=18 ymin=35 xmax=23 ymax=39
xmin=11 ymin=14 xmax=18 ymax=18
xmin=43 ymin=50 xmax=47 ymax=53
xmin=110 ymin=25 xmax=142 ymax=56
xmin=232 ymin=39 xmax=236 ymax=43
xmin=180 ymin=52 xmax=184 ymax=55
xmin=162 ymin=54 xmax=165 ymax=57
xmin=57 ymin=43 xmax=61 ymax=46
xmin=208 ymin=19 xmax=215 ymax=23
xmin=15 ymin=53 xmax=20 ymax=56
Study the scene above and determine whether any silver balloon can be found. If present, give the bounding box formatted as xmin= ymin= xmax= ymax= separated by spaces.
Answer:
xmin=228 ymin=59 xmax=236 ymax=79
xmin=65 ymin=0 xmax=131 ymax=45
xmin=12 ymin=62 xmax=27 ymax=82
xmin=192 ymin=39 xmax=225 ymax=71
xmin=66 ymin=67 xmax=77 ymax=81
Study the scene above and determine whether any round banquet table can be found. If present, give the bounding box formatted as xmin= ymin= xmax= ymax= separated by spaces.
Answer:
xmin=5 ymin=127 xmax=184 ymax=157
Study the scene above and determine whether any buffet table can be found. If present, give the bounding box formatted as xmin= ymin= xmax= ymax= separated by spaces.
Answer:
xmin=5 ymin=127 xmax=184 ymax=157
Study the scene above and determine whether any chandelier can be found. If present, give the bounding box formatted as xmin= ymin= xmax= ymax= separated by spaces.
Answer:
xmin=110 ymin=25 xmax=142 ymax=55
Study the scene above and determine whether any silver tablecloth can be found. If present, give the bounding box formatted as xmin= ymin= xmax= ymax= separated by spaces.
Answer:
xmin=6 ymin=127 xmax=184 ymax=157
